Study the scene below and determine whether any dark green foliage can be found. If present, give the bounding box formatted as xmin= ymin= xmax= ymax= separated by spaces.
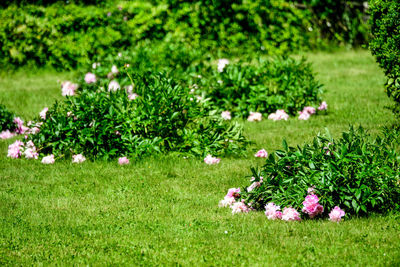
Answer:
xmin=294 ymin=0 xmax=369 ymax=46
xmin=193 ymin=57 xmax=323 ymax=117
xmin=239 ymin=126 xmax=400 ymax=216
xmin=0 ymin=104 xmax=16 ymax=132
xmin=29 ymin=72 xmax=248 ymax=160
xmin=369 ymin=0 xmax=400 ymax=116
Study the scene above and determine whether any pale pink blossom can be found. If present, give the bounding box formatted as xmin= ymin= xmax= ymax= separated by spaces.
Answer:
xmin=225 ymin=188 xmax=240 ymax=198
xmin=318 ymin=101 xmax=328 ymax=111
xmin=29 ymin=127 xmax=40 ymax=135
xmin=92 ymin=63 xmax=99 ymax=69
xmin=231 ymin=201 xmax=250 ymax=214
xmin=204 ymin=154 xmax=220 ymax=165
xmin=303 ymin=106 xmax=316 ymax=115
xmin=41 ymin=154 xmax=55 ymax=164
xmin=329 ymin=206 xmax=345 ymax=222
xmin=61 ymin=81 xmax=78 ymax=96
xmin=84 ymin=72 xmax=97 ymax=84
xmin=217 ymin=58 xmax=229 ymax=72
xmin=247 ymin=112 xmax=262 ymax=122
xmin=111 ymin=65 xmax=119 ymax=74
xmin=255 ymin=149 xmax=268 ymax=158
xmin=24 ymin=147 xmax=38 ymax=159
xmin=0 ymin=130 xmax=15 ymax=139
xmin=302 ymin=194 xmax=324 ymax=218
xmin=108 ymin=80 xmax=121 ymax=92
xmin=298 ymin=111 xmax=311 ymax=120
xmin=7 ymin=140 xmax=24 ymax=158
xmin=13 ymin=117 xmax=28 ymax=134
xmin=307 ymin=186 xmax=316 ymax=195
xmin=72 ymin=154 xmax=86 ymax=163
xmin=128 ymin=93 xmax=138 ymax=100
xmin=268 ymin=110 xmax=289 ymax=121
xmin=265 ymin=203 xmax=282 ymax=220
xmin=247 ymin=182 xmax=261 ymax=192
xmin=219 ymin=196 xmax=235 ymax=207
xmin=282 ymin=207 xmax=301 ymax=221
xmin=40 ymin=107 xmax=48 ymax=120
xmin=118 ymin=157 xmax=129 ymax=165
xmin=126 ymin=85 xmax=134 ymax=95
xmin=221 ymin=111 xmax=231 ymax=120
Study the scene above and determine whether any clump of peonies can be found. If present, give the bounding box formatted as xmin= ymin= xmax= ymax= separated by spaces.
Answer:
xmin=231 ymin=200 xmax=250 ymax=214
xmin=220 ymin=187 xmax=345 ymax=223
xmin=221 ymin=111 xmax=231 ymax=120
xmin=217 ymin=58 xmax=229 ymax=72
xmin=72 ymin=154 xmax=86 ymax=163
xmin=255 ymin=149 xmax=268 ymax=158
xmin=282 ymin=207 xmax=302 ymax=221
xmin=41 ymin=154 xmax=55 ymax=164
xmin=84 ymin=72 xmax=97 ymax=84
xmin=329 ymin=206 xmax=345 ymax=222
xmin=61 ymin=81 xmax=78 ymax=96
xmin=118 ymin=156 xmax=129 ymax=165
xmin=298 ymin=106 xmax=316 ymax=120
xmin=7 ymin=140 xmax=38 ymax=159
xmin=204 ymin=154 xmax=220 ymax=165
xmin=23 ymin=140 xmax=39 ymax=159
xmin=302 ymin=194 xmax=324 ymax=218
xmin=247 ymin=112 xmax=262 ymax=122
xmin=265 ymin=203 xmax=282 ymax=220
xmin=268 ymin=110 xmax=289 ymax=121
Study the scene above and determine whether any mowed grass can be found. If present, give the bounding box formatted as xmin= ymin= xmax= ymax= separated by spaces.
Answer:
xmin=0 ymin=50 xmax=399 ymax=265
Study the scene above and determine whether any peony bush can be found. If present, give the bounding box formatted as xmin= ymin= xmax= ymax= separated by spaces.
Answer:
xmin=220 ymin=126 xmax=400 ymax=220
xmin=188 ymin=57 xmax=324 ymax=119
xmin=23 ymin=71 xmax=248 ymax=160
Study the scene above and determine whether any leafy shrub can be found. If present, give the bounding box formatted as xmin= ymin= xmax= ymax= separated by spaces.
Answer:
xmin=369 ymin=0 xmax=400 ymax=116
xmin=0 ymin=104 xmax=17 ymax=132
xmin=226 ymin=126 xmax=400 ymax=216
xmin=28 ymin=72 xmax=248 ymax=160
xmin=191 ymin=57 xmax=323 ymax=118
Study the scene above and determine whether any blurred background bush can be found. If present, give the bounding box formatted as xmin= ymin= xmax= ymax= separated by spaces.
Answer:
xmin=0 ymin=0 xmax=370 ymax=70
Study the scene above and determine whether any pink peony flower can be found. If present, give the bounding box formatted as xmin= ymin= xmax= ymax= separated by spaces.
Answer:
xmin=318 ymin=101 xmax=328 ymax=111
xmin=268 ymin=110 xmax=289 ymax=121
xmin=204 ymin=154 xmax=221 ymax=165
xmin=41 ymin=154 xmax=55 ymax=164
xmin=118 ymin=157 xmax=129 ymax=165
xmin=226 ymin=188 xmax=241 ymax=198
xmin=265 ymin=202 xmax=282 ymax=220
xmin=72 ymin=154 xmax=86 ymax=163
xmin=221 ymin=111 xmax=231 ymax=120
xmin=219 ymin=196 xmax=235 ymax=207
xmin=111 ymin=65 xmax=119 ymax=74
xmin=298 ymin=111 xmax=311 ymax=120
xmin=40 ymin=107 xmax=48 ymax=120
xmin=329 ymin=206 xmax=345 ymax=222
xmin=7 ymin=140 xmax=24 ymax=158
xmin=61 ymin=81 xmax=78 ymax=96
xmin=84 ymin=72 xmax=97 ymax=84
xmin=0 ymin=130 xmax=16 ymax=139
xmin=303 ymin=106 xmax=316 ymax=115
xmin=217 ymin=58 xmax=229 ymax=72
xmin=302 ymin=194 xmax=324 ymax=218
xmin=247 ymin=181 xmax=261 ymax=192
xmin=128 ymin=93 xmax=138 ymax=100
xmin=13 ymin=117 xmax=28 ymax=134
xmin=108 ymin=80 xmax=121 ymax=92
xmin=282 ymin=207 xmax=301 ymax=221
xmin=247 ymin=112 xmax=262 ymax=122
xmin=255 ymin=149 xmax=268 ymax=158
xmin=231 ymin=201 xmax=250 ymax=214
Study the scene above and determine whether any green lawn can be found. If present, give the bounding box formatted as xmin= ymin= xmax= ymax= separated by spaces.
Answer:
xmin=0 ymin=50 xmax=399 ymax=265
